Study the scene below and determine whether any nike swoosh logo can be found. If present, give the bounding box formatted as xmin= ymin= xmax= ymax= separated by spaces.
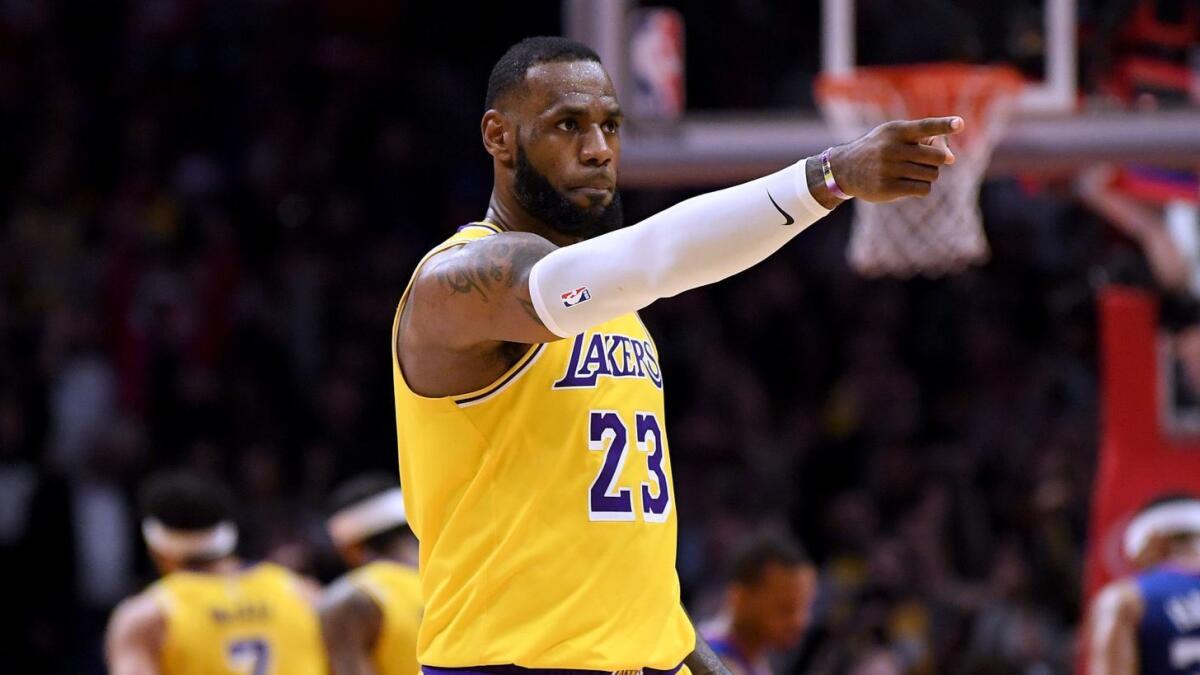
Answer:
xmin=767 ymin=190 xmax=795 ymax=226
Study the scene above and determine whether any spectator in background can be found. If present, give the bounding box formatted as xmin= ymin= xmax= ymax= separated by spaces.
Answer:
xmin=69 ymin=416 xmax=145 ymax=673
xmin=702 ymin=536 xmax=819 ymax=675
xmin=0 ymin=386 xmax=73 ymax=673
xmin=968 ymin=539 xmax=1066 ymax=675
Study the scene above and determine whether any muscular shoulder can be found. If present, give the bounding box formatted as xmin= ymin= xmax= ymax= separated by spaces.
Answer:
xmin=319 ymin=575 xmax=382 ymax=647
xmin=418 ymin=231 xmax=556 ymax=286
xmin=405 ymin=231 xmax=557 ymax=345
xmin=108 ymin=592 xmax=166 ymax=643
xmin=1094 ymin=578 xmax=1144 ymax=622
xmin=106 ymin=592 xmax=167 ymax=667
xmin=397 ymin=231 xmax=560 ymax=395
xmin=293 ymin=573 xmax=324 ymax=609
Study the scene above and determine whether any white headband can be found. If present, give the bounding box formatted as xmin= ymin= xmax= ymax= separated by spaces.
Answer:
xmin=142 ymin=518 xmax=238 ymax=561
xmin=328 ymin=488 xmax=408 ymax=548
xmin=1124 ymin=500 xmax=1200 ymax=559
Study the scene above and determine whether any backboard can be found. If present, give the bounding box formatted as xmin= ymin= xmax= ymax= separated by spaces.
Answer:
xmin=823 ymin=0 xmax=1077 ymax=114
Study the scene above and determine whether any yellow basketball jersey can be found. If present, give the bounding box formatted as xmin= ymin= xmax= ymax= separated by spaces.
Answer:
xmin=150 ymin=562 xmax=325 ymax=675
xmin=347 ymin=561 xmax=422 ymax=675
xmin=392 ymin=223 xmax=694 ymax=670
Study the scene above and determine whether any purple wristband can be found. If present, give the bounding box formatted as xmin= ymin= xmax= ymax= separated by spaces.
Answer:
xmin=819 ymin=148 xmax=852 ymax=200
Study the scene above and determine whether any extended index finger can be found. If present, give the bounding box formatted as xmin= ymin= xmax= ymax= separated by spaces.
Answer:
xmin=895 ymin=116 xmax=965 ymax=141
xmin=897 ymin=138 xmax=956 ymax=166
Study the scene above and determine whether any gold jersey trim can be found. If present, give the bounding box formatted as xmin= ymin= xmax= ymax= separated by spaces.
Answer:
xmin=453 ymin=342 xmax=548 ymax=407
xmin=474 ymin=220 xmax=503 ymax=233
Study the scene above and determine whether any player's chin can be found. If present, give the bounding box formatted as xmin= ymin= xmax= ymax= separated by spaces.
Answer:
xmin=567 ymin=187 xmax=614 ymax=208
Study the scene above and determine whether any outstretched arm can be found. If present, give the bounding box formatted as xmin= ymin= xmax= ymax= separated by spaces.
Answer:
xmin=320 ymin=577 xmax=383 ymax=675
xmin=105 ymin=593 xmax=166 ymax=675
xmin=1088 ymin=580 xmax=1142 ymax=675
xmin=409 ymin=117 xmax=962 ymax=347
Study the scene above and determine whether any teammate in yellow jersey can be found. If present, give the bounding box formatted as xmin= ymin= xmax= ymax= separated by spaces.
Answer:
xmin=392 ymin=36 xmax=961 ymax=675
xmin=320 ymin=474 xmax=422 ymax=675
xmin=104 ymin=471 xmax=326 ymax=675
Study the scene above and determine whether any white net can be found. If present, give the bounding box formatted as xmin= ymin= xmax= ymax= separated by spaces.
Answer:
xmin=817 ymin=65 xmax=1024 ymax=278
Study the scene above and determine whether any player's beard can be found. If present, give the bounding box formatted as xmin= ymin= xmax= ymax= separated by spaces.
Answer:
xmin=513 ymin=145 xmax=624 ymax=240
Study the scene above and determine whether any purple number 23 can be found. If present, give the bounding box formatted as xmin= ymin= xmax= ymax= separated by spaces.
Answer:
xmin=588 ymin=410 xmax=672 ymax=522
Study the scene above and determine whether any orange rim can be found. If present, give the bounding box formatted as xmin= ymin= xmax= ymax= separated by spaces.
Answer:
xmin=816 ymin=63 xmax=1025 ymax=146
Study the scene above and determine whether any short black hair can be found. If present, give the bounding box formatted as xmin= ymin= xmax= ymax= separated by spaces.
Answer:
xmin=139 ymin=470 xmax=237 ymax=531
xmin=1140 ymin=492 xmax=1200 ymax=513
xmin=730 ymin=535 xmax=811 ymax=586
xmin=484 ymin=36 xmax=602 ymax=111
xmin=327 ymin=472 xmax=411 ymax=555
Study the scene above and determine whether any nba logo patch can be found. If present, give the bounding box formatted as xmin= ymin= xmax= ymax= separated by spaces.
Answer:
xmin=561 ymin=286 xmax=591 ymax=308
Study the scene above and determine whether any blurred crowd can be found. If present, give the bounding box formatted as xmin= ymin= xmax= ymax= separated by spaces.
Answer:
xmin=0 ymin=1 xmax=1195 ymax=674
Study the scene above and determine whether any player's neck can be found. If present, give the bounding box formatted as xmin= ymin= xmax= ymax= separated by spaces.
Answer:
xmin=485 ymin=190 xmax=583 ymax=247
xmin=174 ymin=556 xmax=243 ymax=576
xmin=369 ymin=541 xmax=417 ymax=568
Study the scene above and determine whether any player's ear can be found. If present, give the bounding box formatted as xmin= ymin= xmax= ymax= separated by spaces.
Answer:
xmin=482 ymin=110 xmax=515 ymax=166
xmin=149 ymin=550 xmax=174 ymax=575
xmin=339 ymin=543 xmax=366 ymax=568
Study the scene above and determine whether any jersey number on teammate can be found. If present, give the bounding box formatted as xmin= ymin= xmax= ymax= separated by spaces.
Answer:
xmin=226 ymin=638 xmax=271 ymax=675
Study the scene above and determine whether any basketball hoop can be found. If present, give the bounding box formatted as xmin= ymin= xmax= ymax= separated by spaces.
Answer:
xmin=816 ymin=65 xmax=1024 ymax=278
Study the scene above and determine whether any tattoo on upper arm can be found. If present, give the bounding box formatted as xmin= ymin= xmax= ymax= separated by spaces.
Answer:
xmin=436 ymin=245 xmax=503 ymax=302
xmin=435 ymin=237 xmax=554 ymax=311
xmin=517 ymin=298 xmax=541 ymax=323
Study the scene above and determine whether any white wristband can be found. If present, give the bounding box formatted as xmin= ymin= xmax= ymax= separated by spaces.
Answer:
xmin=529 ymin=159 xmax=829 ymax=337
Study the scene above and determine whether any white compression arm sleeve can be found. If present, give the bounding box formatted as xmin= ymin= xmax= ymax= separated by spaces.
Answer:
xmin=528 ymin=159 xmax=831 ymax=337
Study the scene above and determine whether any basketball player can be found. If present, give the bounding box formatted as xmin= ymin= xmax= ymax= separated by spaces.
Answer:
xmin=392 ymin=36 xmax=961 ymax=674
xmin=701 ymin=537 xmax=819 ymax=675
xmin=104 ymin=470 xmax=325 ymax=675
xmin=320 ymin=474 xmax=421 ymax=675
xmin=1089 ymin=494 xmax=1200 ymax=675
